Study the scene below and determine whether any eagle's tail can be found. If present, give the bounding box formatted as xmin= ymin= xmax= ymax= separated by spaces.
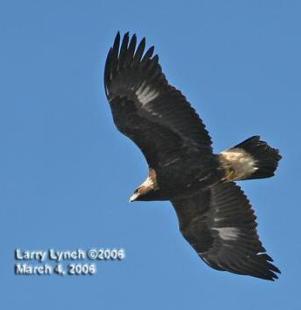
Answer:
xmin=219 ymin=136 xmax=281 ymax=181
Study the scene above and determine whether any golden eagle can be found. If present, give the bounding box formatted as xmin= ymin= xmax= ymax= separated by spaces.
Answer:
xmin=104 ymin=32 xmax=281 ymax=281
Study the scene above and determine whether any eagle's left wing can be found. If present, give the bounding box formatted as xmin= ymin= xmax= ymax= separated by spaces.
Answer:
xmin=104 ymin=32 xmax=215 ymax=169
xmin=171 ymin=182 xmax=280 ymax=280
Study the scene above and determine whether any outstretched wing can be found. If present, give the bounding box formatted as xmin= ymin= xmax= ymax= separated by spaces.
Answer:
xmin=171 ymin=182 xmax=280 ymax=280
xmin=104 ymin=32 xmax=213 ymax=168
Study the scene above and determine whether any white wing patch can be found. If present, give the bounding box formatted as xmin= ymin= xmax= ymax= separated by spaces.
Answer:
xmin=213 ymin=227 xmax=240 ymax=241
xmin=136 ymin=83 xmax=159 ymax=105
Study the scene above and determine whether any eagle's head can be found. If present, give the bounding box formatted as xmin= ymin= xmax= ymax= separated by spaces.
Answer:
xmin=129 ymin=187 xmax=146 ymax=202
xmin=129 ymin=186 xmax=160 ymax=202
xmin=129 ymin=169 xmax=166 ymax=202
xmin=129 ymin=183 xmax=165 ymax=202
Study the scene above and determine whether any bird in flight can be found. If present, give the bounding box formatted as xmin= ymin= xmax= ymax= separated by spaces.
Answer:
xmin=104 ymin=32 xmax=281 ymax=281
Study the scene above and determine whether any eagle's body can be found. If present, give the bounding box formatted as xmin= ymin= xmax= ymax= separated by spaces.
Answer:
xmin=104 ymin=32 xmax=281 ymax=280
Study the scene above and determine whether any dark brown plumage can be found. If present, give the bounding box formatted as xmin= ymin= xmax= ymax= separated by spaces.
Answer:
xmin=104 ymin=32 xmax=281 ymax=280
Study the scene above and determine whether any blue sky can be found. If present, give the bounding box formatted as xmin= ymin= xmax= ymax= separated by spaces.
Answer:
xmin=1 ymin=0 xmax=300 ymax=309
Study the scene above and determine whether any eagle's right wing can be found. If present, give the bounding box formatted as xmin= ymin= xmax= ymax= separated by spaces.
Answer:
xmin=171 ymin=182 xmax=280 ymax=280
xmin=104 ymin=32 xmax=214 ymax=169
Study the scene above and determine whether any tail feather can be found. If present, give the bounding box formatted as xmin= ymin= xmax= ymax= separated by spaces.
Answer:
xmin=220 ymin=136 xmax=282 ymax=181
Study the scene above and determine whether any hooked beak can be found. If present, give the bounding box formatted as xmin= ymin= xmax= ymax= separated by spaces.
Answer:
xmin=129 ymin=192 xmax=139 ymax=202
